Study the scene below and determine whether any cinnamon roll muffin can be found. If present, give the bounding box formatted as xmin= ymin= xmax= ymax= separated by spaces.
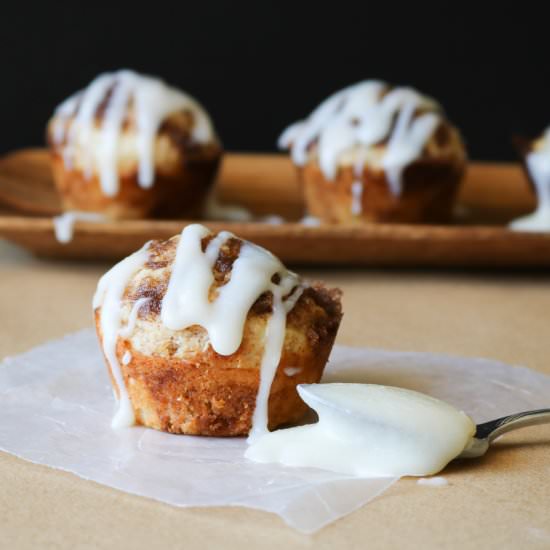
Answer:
xmin=47 ymin=70 xmax=221 ymax=219
xmin=279 ymin=80 xmax=467 ymax=224
xmin=510 ymin=128 xmax=550 ymax=231
xmin=94 ymin=224 xmax=342 ymax=436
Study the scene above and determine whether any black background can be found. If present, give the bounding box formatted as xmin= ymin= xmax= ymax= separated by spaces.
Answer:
xmin=2 ymin=3 xmax=549 ymax=160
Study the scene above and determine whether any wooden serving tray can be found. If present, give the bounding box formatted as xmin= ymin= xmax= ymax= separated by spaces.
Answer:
xmin=0 ymin=148 xmax=548 ymax=268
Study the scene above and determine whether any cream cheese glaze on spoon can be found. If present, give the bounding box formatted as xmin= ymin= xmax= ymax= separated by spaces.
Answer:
xmin=94 ymin=224 xmax=302 ymax=436
xmin=245 ymin=383 xmax=475 ymax=477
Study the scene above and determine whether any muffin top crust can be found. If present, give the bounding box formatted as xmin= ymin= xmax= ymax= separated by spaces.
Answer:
xmin=120 ymin=231 xmax=342 ymax=356
xmin=279 ymin=80 xmax=466 ymax=195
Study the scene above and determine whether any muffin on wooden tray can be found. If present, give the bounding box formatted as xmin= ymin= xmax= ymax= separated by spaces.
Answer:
xmin=93 ymin=223 xmax=343 ymax=436
xmin=510 ymin=128 xmax=550 ymax=231
xmin=47 ymin=69 xmax=221 ymax=220
xmin=279 ymin=80 xmax=467 ymax=224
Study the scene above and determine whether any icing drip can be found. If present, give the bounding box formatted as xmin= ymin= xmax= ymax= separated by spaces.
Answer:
xmin=278 ymin=81 xmax=441 ymax=195
xmin=351 ymin=181 xmax=363 ymax=216
xmin=510 ymin=128 xmax=550 ymax=232
xmin=119 ymin=297 xmax=150 ymax=338
xmin=53 ymin=211 xmax=106 ymax=244
xmin=383 ymin=101 xmax=439 ymax=194
xmin=53 ymin=69 xmax=215 ymax=197
xmin=122 ymin=351 xmax=132 ymax=366
xmin=351 ymin=150 xmax=366 ymax=215
xmin=246 ymin=383 xmax=475 ymax=477
xmin=93 ymin=241 xmax=151 ymax=428
xmin=161 ymin=225 xmax=299 ymax=354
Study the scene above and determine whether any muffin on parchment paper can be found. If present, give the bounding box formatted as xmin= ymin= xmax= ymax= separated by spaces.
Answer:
xmin=94 ymin=224 xmax=342 ymax=437
xmin=47 ymin=70 xmax=221 ymax=220
xmin=279 ymin=80 xmax=467 ymax=224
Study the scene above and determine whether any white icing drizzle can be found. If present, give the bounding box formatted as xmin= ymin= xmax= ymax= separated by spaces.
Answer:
xmin=351 ymin=149 xmax=366 ymax=215
xmin=510 ymin=128 xmax=550 ymax=232
xmin=278 ymin=81 xmax=441 ymax=195
xmin=122 ymin=351 xmax=132 ymax=366
xmin=246 ymin=383 xmax=475 ymax=477
xmin=53 ymin=211 xmax=106 ymax=244
xmin=94 ymin=224 xmax=303 ymax=435
xmin=53 ymin=69 xmax=215 ymax=197
xmin=93 ymin=241 xmax=152 ymax=429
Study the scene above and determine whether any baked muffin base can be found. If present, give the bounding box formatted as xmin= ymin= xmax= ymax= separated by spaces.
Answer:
xmin=51 ymin=146 xmax=221 ymax=220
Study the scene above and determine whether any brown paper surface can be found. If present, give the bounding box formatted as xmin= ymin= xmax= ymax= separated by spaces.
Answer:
xmin=1 ymin=240 xmax=549 ymax=549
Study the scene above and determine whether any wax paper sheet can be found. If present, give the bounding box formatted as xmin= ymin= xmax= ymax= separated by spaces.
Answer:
xmin=1 ymin=330 xmax=549 ymax=533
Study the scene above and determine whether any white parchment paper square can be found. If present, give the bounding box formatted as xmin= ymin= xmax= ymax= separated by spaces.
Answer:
xmin=1 ymin=330 xmax=549 ymax=533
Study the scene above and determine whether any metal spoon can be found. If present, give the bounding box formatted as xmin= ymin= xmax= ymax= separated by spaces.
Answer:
xmin=459 ymin=409 xmax=550 ymax=458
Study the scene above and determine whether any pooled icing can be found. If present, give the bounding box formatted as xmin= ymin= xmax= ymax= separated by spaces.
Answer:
xmin=203 ymin=194 xmax=285 ymax=225
xmin=246 ymin=383 xmax=475 ymax=477
xmin=510 ymin=128 xmax=550 ymax=232
xmin=299 ymin=215 xmax=321 ymax=227
xmin=203 ymin=193 xmax=254 ymax=222
xmin=52 ymin=69 xmax=215 ymax=197
xmin=417 ymin=476 xmax=448 ymax=487
xmin=350 ymin=181 xmax=364 ymax=216
xmin=94 ymin=224 xmax=302 ymax=437
xmin=278 ymin=81 xmax=442 ymax=196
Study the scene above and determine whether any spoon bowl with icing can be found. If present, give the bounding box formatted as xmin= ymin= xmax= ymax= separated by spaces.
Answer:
xmin=246 ymin=383 xmax=550 ymax=478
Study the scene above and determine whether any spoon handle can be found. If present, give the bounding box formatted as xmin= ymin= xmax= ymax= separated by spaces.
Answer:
xmin=475 ymin=408 xmax=550 ymax=442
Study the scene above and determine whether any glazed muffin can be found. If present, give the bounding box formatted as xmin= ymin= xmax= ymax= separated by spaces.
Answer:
xmin=509 ymin=128 xmax=550 ymax=231
xmin=93 ymin=224 xmax=342 ymax=436
xmin=47 ymin=69 xmax=222 ymax=220
xmin=279 ymin=80 xmax=467 ymax=224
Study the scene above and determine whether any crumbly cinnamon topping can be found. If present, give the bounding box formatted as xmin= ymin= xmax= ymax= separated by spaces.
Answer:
xmin=127 ymin=232 xmax=342 ymax=337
